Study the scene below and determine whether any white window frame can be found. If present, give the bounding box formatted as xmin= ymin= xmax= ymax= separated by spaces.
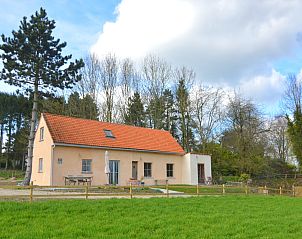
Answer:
xmin=38 ymin=158 xmax=43 ymax=173
xmin=82 ymin=159 xmax=92 ymax=173
xmin=144 ymin=162 xmax=152 ymax=178
xmin=40 ymin=127 xmax=44 ymax=141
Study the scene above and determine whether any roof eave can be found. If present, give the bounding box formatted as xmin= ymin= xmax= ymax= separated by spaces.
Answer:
xmin=53 ymin=142 xmax=185 ymax=156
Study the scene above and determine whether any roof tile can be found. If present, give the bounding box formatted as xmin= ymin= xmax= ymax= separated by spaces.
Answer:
xmin=43 ymin=113 xmax=185 ymax=155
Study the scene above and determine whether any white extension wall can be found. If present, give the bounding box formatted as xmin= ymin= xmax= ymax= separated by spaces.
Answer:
xmin=182 ymin=153 xmax=212 ymax=185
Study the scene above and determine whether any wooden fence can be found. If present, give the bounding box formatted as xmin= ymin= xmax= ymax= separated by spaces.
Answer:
xmin=0 ymin=182 xmax=298 ymax=202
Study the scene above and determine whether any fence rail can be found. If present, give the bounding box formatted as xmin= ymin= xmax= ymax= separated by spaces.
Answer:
xmin=0 ymin=182 xmax=299 ymax=202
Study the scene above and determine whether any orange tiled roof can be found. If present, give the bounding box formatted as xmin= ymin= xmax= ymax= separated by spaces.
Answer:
xmin=43 ymin=113 xmax=185 ymax=155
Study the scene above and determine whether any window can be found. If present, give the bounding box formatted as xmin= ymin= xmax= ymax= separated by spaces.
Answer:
xmin=58 ymin=158 xmax=63 ymax=165
xmin=109 ymin=160 xmax=119 ymax=185
xmin=38 ymin=158 xmax=43 ymax=172
xmin=104 ymin=129 xmax=115 ymax=138
xmin=40 ymin=127 xmax=44 ymax=141
xmin=82 ymin=159 xmax=92 ymax=173
xmin=167 ymin=164 xmax=174 ymax=177
xmin=144 ymin=163 xmax=152 ymax=177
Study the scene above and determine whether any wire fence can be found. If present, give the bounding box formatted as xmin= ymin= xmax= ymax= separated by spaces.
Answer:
xmin=0 ymin=182 xmax=299 ymax=202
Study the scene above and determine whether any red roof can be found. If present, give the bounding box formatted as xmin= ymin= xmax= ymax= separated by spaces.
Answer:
xmin=43 ymin=113 xmax=184 ymax=155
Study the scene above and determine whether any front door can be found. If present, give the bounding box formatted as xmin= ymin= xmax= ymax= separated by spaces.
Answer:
xmin=198 ymin=164 xmax=205 ymax=184
xmin=132 ymin=161 xmax=138 ymax=180
xmin=109 ymin=160 xmax=119 ymax=185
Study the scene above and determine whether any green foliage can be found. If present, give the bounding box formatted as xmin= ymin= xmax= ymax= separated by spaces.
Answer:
xmin=199 ymin=142 xmax=239 ymax=177
xmin=0 ymin=93 xmax=31 ymax=169
xmin=0 ymin=8 xmax=84 ymax=93
xmin=125 ymin=92 xmax=145 ymax=127
xmin=0 ymin=169 xmax=25 ymax=179
xmin=176 ymin=78 xmax=194 ymax=152
xmin=162 ymin=89 xmax=178 ymax=138
xmin=287 ymin=111 xmax=302 ymax=165
xmin=66 ymin=92 xmax=98 ymax=120
xmin=0 ymin=197 xmax=302 ymax=238
xmin=221 ymin=175 xmax=240 ymax=182
xmin=239 ymin=173 xmax=250 ymax=182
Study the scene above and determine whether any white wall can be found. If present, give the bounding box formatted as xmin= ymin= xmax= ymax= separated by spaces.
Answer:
xmin=182 ymin=153 xmax=212 ymax=185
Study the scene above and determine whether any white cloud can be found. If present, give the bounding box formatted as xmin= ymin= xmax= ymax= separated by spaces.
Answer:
xmin=88 ymin=0 xmax=302 ymax=115
xmin=91 ymin=0 xmax=302 ymax=86
xmin=240 ymin=69 xmax=286 ymax=104
xmin=91 ymin=0 xmax=194 ymax=59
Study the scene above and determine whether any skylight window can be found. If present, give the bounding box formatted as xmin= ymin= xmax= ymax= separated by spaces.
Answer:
xmin=104 ymin=129 xmax=115 ymax=138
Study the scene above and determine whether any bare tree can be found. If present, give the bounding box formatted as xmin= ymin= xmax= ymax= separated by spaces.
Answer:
xmin=99 ymin=54 xmax=119 ymax=123
xmin=75 ymin=54 xmax=101 ymax=102
xmin=142 ymin=55 xmax=171 ymax=128
xmin=283 ymin=74 xmax=302 ymax=165
xmin=283 ymin=74 xmax=302 ymax=114
xmin=267 ymin=116 xmax=290 ymax=162
xmin=118 ymin=58 xmax=135 ymax=122
xmin=192 ymin=85 xmax=224 ymax=151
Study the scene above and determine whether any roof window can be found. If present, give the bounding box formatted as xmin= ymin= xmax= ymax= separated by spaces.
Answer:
xmin=104 ymin=129 xmax=115 ymax=138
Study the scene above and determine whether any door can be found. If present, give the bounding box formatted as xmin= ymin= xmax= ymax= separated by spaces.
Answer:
xmin=198 ymin=164 xmax=205 ymax=184
xmin=132 ymin=161 xmax=138 ymax=180
xmin=109 ymin=160 xmax=119 ymax=185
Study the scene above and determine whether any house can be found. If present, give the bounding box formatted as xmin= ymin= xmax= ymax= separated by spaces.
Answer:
xmin=31 ymin=113 xmax=212 ymax=186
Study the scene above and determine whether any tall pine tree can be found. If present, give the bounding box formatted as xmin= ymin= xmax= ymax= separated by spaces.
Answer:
xmin=125 ymin=92 xmax=145 ymax=127
xmin=0 ymin=8 xmax=84 ymax=184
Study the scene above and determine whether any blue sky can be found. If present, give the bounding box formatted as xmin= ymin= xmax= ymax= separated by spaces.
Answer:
xmin=1 ymin=0 xmax=302 ymax=116
xmin=0 ymin=0 xmax=119 ymax=59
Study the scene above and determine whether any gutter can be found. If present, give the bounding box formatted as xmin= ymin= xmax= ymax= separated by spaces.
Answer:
xmin=53 ymin=142 xmax=185 ymax=156
xmin=50 ymin=144 xmax=55 ymax=186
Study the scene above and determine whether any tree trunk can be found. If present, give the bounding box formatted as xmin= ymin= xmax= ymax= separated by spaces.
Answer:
xmin=0 ymin=123 xmax=3 ymax=163
xmin=23 ymin=84 xmax=38 ymax=185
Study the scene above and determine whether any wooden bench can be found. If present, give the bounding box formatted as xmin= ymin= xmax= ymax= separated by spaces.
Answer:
xmin=64 ymin=176 xmax=93 ymax=186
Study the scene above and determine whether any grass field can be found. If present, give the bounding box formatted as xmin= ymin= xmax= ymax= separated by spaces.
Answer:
xmin=0 ymin=196 xmax=301 ymax=238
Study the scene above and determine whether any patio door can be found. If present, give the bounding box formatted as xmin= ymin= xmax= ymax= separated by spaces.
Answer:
xmin=109 ymin=160 xmax=119 ymax=185
xmin=197 ymin=164 xmax=205 ymax=184
xmin=132 ymin=161 xmax=138 ymax=180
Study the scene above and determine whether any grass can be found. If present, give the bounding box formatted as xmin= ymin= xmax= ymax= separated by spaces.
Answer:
xmin=0 ymin=170 xmax=24 ymax=180
xmin=165 ymin=185 xmax=246 ymax=194
xmin=0 ymin=196 xmax=302 ymax=238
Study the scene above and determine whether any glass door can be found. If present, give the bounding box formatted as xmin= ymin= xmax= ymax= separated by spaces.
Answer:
xmin=109 ymin=160 xmax=119 ymax=185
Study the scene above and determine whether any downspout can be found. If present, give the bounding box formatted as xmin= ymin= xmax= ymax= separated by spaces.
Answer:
xmin=50 ymin=144 xmax=55 ymax=186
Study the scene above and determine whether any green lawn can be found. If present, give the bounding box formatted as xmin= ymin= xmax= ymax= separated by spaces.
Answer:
xmin=0 ymin=196 xmax=301 ymax=238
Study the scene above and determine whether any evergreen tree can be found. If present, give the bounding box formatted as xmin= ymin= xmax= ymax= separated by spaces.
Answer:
xmin=125 ymin=92 xmax=145 ymax=127
xmin=146 ymin=96 xmax=165 ymax=129
xmin=287 ymin=110 xmax=302 ymax=165
xmin=0 ymin=8 xmax=84 ymax=184
xmin=66 ymin=92 xmax=98 ymax=120
xmin=176 ymin=79 xmax=194 ymax=152
xmin=162 ymin=89 xmax=178 ymax=138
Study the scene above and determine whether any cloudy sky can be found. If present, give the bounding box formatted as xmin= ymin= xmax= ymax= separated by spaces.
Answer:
xmin=1 ymin=0 xmax=302 ymax=115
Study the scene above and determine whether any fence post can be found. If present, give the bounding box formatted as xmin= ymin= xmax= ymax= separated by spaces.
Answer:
xmin=196 ymin=184 xmax=199 ymax=196
xmin=264 ymin=185 xmax=268 ymax=195
xmin=130 ymin=182 xmax=133 ymax=199
xmin=245 ymin=184 xmax=248 ymax=195
xmin=29 ymin=181 xmax=33 ymax=202
xmin=222 ymin=184 xmax=225 ymax=195
xmin=279 ymin=186 xmax=282 ymax=195
xmin=292 ymin=185 xmax=295 ymax=197
xmin=166 ymin=181 xmax=169 ymax=198
xmin=85 ymin=184 xmax=89 ymax=200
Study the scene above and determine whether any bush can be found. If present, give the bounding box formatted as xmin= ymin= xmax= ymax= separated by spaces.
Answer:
xmin=239 ymin=173 xmax=250 ymax=183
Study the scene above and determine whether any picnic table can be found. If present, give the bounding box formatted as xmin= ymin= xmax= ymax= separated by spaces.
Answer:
xmin=64 ymin=175 xmax=93 ymax=185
